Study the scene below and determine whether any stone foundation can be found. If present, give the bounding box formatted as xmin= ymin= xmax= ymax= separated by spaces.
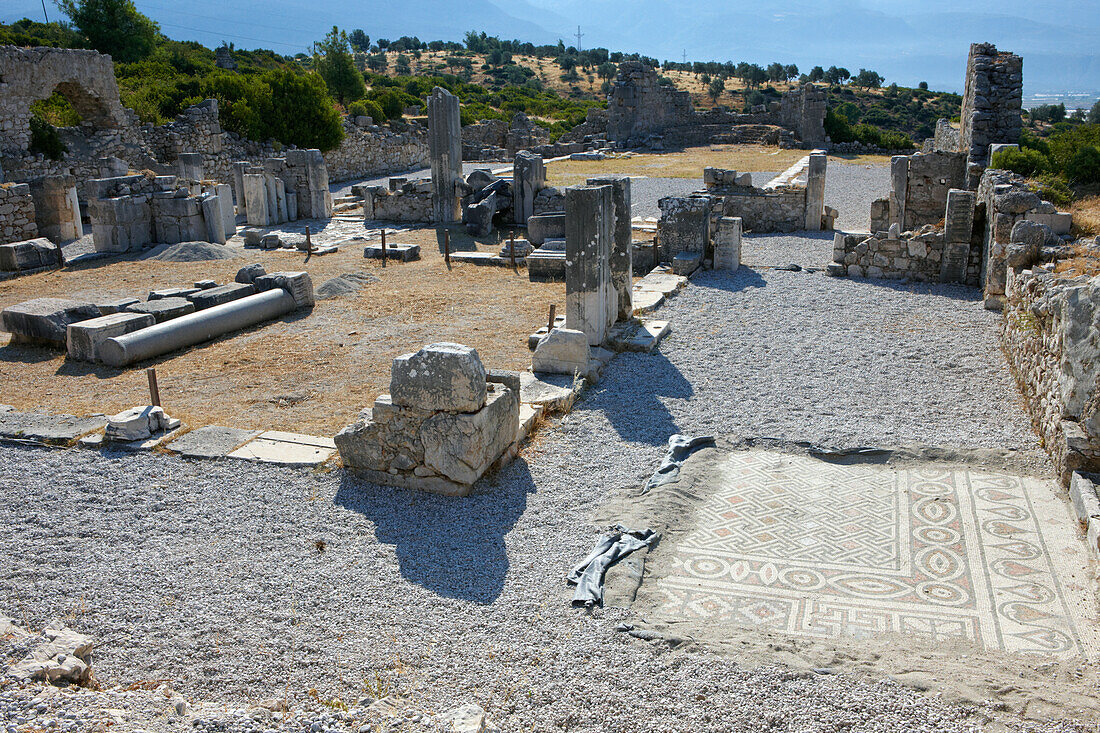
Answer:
xmin=0 ymin=183 xmax=38 ymax=245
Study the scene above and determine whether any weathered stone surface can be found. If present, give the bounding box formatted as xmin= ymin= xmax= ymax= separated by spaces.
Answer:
xmin=587 ymin=176 xmax=633 ymax=321
xmin=235 ymin=263 xmax=267 ymax=284
xmin=1 ymin=298 xmax=100 ymax=346
xmin=126 ymin=297 xmax=196 ymax=323
xmin=714 ymin=217 xmax=742 ymax=271
xmin=0 ymin=411 xmax=107 ymax=444
xmin=420 ymin=383 xmax=518 ymax=485
xmin=187 ymin=282 xmax=255 ymax=310
xmin=390 ymin=343 xmax=487 ymax=413
xmin=165 ymin=425 xmax=260 ymax=459
xmin=429 ymin=87 xmax=462 ymax=223
xmin=1070 ymin=472 xmax=1100 ymax=525
xmin=513 ymin=151 xmax=546 ymax=226
xmin=0 ymin=237 xmax=61 ymax=271
xmin=105 ymin=405 xmax=180 ymax=442
xmin=7 ymin=624 xmax=93 ymax=685
xmin=672 ymin=251 xmax=703 ymax=276
xmin=527 ymin=212 xmax=565 ymax=245
xmin=67 ymin=312 xmax=154 ymax=362
xmin=464 ymin=192 xmax=496 ymax=237
xmin=533 ymin=327 xmax=590 ymax=376
xmin=253 ymin=271 xmax=314 ymax=308
xmin=565 ymin=184 xmax=614 ymax=346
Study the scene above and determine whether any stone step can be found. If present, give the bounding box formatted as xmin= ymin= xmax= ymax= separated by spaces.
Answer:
xmin=607 ymin=319 xmax=671 ymax=352
xmin=226 ymin=430 xmax=337 ymax=466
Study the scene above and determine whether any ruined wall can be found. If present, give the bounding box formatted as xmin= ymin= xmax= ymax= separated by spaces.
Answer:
xmin=932 ymin=119 xmax=961 ymax=153
xmin=357 ymin=181 xmax=433 ymax=222
xmin=1001 ymin=270 xmax=1100 ymax=482
xmin=960 ymin=43 xmax=1023 ymax=187
xmin=607 ymin=62 xmax=693 ymax=143
xmin=779 ymin=83 xmax=827 ymax=145
xmin=0 ymin=46 xmax=134 ymax=155
xmin=0 ymin=183 xmax=38 ymax=245
xmin=699 ymin=154 xmax=826 ymax=234
xmin=831 ymin=226 xmax=982 ymax=284
xmin=325 ymin=120 xmax=430 ymax=183
xmin=900 ymin=151 xmax=967 ymax=230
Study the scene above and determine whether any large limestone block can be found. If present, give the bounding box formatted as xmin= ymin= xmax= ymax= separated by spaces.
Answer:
xmin=253 ymin=271 xmax=314 ymax=308
xmin=390 ymin=343 xmax=487 ymax=413
xmin=420 ymin=383 xmax=518 ymax=485
xmin=67 ymin=312 xmax=154 ymax=362
xmin=105 ymin=405 xmax=180 ymax=442
xmin=1 ymin=298 xmax=100 ymax=346
xmin=533 ymin=327 xmax=590 ymax=376
xmin=0 ymin=238 xmax=60 ymax=271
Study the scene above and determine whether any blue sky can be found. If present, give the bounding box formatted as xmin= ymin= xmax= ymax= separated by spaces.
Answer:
xmin=4 ymin=0 xmax=1098 ymax=99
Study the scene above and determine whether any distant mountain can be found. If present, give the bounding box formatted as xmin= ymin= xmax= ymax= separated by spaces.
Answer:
xmin=3 ymin=0 xmax=1096 ymax=98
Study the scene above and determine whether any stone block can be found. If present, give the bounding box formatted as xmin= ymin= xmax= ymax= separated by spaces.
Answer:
xmin=532 ymin=328 xmax=590 ymax=376
xmin=186 ymin=282 xmax=255 ymax=310
xmin=364 ymin=243 xmax=421 ymax=261
xmin=0 ymin=238 xmax=60 ymax=271
xmin=390 ymin=343 xmax=487 ymax=413
xmin=235 ymin=263 xmax=266 ymax=284
xmin=527 ymin=249 xmax=566 ymax=281
xmin=95 ymin=297 xmax=140 ymax=315
xmin=1 ymin=298 xmax=100 ymax=346
xmin=420 ymin=383 xmax=518 ymax=485
xmin=527 ymin=212 xmax=565 ymax=245
xmin=125 ymin=297 xmax=196 ymax=323
xmin=105 ymin=405 xmax=180 ymax=442
xmin=672 ymin=251 xmax=702 ymax=276
xmin=253 ymin=271 xmax=314 ymax=308
xmin=1070 ymin=472 xmax=1100 ymax=525
xmin=565 ymin=184 xmax=614 ymax=346
xmin=165 ymin=425 xmax=260 ymax=459
xmin=714 ymin=217 xmax=742 ymax=271
xmin=66 ymin=312 xmax=154 ymax=362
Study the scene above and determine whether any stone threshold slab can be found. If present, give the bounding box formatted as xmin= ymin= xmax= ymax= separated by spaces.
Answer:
xmin=226 ymin=430 xmax=337 ymax=466
xmin=0 ymin=411 xmax=108 ymax=445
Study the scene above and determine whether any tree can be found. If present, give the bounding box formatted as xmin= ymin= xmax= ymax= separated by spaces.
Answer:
xmin=1089 ymin=99 xmax=1100 ymax=124
xmin=784 ymin=64 xmax=799 ymax=82
xmin=264 ymin=70 xmax=344 ymax=151
xmin=597 ymin=61 xmax=617 ymax=81
xmin=918 ymin=81 xmax=929 ymax=90
xmin=58 ymin=0 xmax=160 ymax=63
xmin=313 ymin=27 xmax=365 ymax=105
xmin=766 ymin=62 xmax=785 ymax=82
xmin=743 ymin=64 xmax=767 ymax=89
xmin=852 ymin=69 xmax=883 ymax=89
xmin=367 ymin=53 xmax=388 ymax=73
xmin=395 ymin=54 xmax=411 ymax=75
xmin=348 ymin=29 xmax=370 ymax=52
xmin=707 ymin=76 xmax=725 ymax=103
xmin=808 ymin=65 xmax=825 ymax=82
xmin=824 ymin=66 xmax=850 ymax=85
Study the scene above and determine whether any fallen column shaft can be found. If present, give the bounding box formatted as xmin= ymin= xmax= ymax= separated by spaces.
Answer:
xmin=99 ymin=289 xmax=297 ymax=367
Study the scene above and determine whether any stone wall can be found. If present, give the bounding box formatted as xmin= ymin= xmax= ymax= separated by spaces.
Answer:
xmin=830 ymin=225 xmax=981 ymax=284
xmin=931 ymin=119 xmax=961 ymax=153
xmin=701 ymin=154 xmax=828 ymax=234
xmin=0 ymin=183 xmax=39 ymax=245
xmin=607 ymin=62 xmax=693 ymax=144
xmin=871 ymin=151 xmax=967 ymax=233
xmin=1001 ymin=270 xmax=1100 ymax=483
xmin=356 ymin=181 xmax=433 ymax=222
xmin=325 ymin=120 xmax=429 ymax=183
xmin=779 ymin=83 xmax=827 ymax=145
xmin=959 ymin=43 xmax=1023 ymax=187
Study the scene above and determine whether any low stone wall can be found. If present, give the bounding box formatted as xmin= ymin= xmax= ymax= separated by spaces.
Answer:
xmin=357 ymin=181 xmax=433 ymax=222
xmin=1001 ymin=270 xmax=1100 ymax=483
xmin=830 ymin=227 xmax=983 ymax=283
xmin=0 ymin=183 xmax=38 ymax=245
xmin=324 ymin=121 xmax=429 ymax=183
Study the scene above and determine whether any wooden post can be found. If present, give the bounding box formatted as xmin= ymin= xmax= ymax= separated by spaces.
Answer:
xmin=652 ymin=236 xmax=660 ymax=270
xmin=509 ymin=231 xmax=516 ymax=268
xmin=380 ymin=228 xmax=386 ymax=267
xmin=547 ymin=304 xmax=556 ymax=333
xmin=444 ymin=228 xmax=450 ymax=266
xmin=146 ymin=367 xmax=161 ymax=407
xmin=304 ymin=225 xmax=312 ymax=253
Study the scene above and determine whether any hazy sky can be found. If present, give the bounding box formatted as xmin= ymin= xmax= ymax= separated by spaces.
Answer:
xmin=4 ymin=0 xmax=1098 ymax=98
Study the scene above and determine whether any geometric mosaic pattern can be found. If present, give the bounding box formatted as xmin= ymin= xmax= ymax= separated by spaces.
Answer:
xmin=651 ymin=451 xmax=1100 ymax=657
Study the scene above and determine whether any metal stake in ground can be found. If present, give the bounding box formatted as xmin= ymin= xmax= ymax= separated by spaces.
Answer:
xmin=380 ymin=229 xmax=387 ymax=268
xmin=444 ymin=229 xmax=451 ymax=267
xmin=653 ymin=234 xmax=660 ymax=270
xmin=146 ymin=367 xmax=161 ymax=407
xmin=547 ymin=304 xmax=556 ymax=333
xmin=509 ymin=231 xmax=516 ymax=269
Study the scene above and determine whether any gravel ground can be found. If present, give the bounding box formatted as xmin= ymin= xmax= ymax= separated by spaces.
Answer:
xmin=0 ymin=240 xmax=1056 ymax=733
xmin=826 ymin=162 xmax=889 ymax=232
xmin=628 ymin=176 xmax=703 ymax=219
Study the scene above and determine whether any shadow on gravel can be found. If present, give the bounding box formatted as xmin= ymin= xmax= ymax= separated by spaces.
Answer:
xmin=582 ymin=351 xmax=692 ymax=446
xmin=689 ymin=266 xmax=768 ymax=293
xmin=333 ymin=459 xmax=534 ymax=603
xmin=843 ymin=277 xmax=985 ymax=302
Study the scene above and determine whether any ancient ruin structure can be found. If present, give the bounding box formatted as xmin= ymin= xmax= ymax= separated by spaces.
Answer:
xmin=334 ymin=343 xmax=520 ymax=496
xmin=959 ymin=43 xmax=1023 ymax=187
xmin=586 ymin=176 xmax=633 ymax=320
xmin=512 ymin=152 xmax=546 ymax=226
xmin=605 ymin=62 xmax=825 ymax=149
xmin=564 ymin=185 xmax=616 ymax=346
xmin=871 ymin=151 xmax=967 ymax=233
xmin=428 ymin=87 xmax=462 ymax=223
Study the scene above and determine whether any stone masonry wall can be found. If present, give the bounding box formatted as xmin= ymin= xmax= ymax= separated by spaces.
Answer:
xmin=0 ymin=183 xmax=38 ymax=245
xmin=607 ymin=62 xmax=693 ymax=143
xmin=959 ymin=43 xmax=1023 ymax=187
xmin=1001 ymin=270 xmax=1100 ymax=483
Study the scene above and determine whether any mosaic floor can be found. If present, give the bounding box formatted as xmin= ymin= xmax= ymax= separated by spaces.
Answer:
xmin=652 ymin=451 xmax=1100 ymax=657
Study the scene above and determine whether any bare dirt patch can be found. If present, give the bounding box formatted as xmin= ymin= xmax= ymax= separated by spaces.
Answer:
xmin=0 ymin=227 xmax=562 ymax=436
xmin=545 ymin=146 xmax=889 ymax=187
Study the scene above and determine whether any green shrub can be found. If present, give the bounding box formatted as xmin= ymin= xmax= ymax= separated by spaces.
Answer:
xmin=1065 ymin=146 xmax=1100 ymax=184
xmin=1029 ymin=174 xmax=1074 ymax=207
xmin=347 ymin=99 xmax=385 ymax=123
xmin=991 ymin=147 xmax=1050 ymax=177
xmin=29 ymin=115 xmax=67 ymax=160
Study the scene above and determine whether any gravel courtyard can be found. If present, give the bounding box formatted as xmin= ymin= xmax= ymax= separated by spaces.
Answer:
xmin=2 ymin=161 xmax=1094 ymax=731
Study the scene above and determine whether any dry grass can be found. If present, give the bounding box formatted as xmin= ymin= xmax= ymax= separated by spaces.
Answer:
xmin=0 ymin=227 xmax=563 ymax=436
xmin=1070 ymin=195 xmax=1100 ymax=237
xmin=1053 ymin=243 xmax=1100 ymax=279
xmin=545 ymin=145 xmax=890 ymax=187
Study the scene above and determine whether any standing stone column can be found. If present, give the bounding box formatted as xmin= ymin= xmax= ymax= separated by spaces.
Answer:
xmin=28 ymin=175 xmax=82 ymax=242
xmin=714 ymin=217 xmax=742 ymax=271
xmin=231 ymin=161 xmax=249 ymax=209
xmin=939 ymin=189 xmax=976 ymax=284
xmin=889 ymin=155 xmax=908 ymax=230
xmin=513 ymin=152 xmax=545 ymax=226
xmin=428 ymin=87 xmax=462 ymax=224
xmin=243 ymin=174 xmax=271 ymax=226
xmin=565 ymin=185 xmax=614 ymax=346
xmin=803 ymin=153 xmax=826 ymax=231
xmin=285 ymin=149 xmax=332 ymax=219
xmin=587 ymin=175 xmax=633 ymax=321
